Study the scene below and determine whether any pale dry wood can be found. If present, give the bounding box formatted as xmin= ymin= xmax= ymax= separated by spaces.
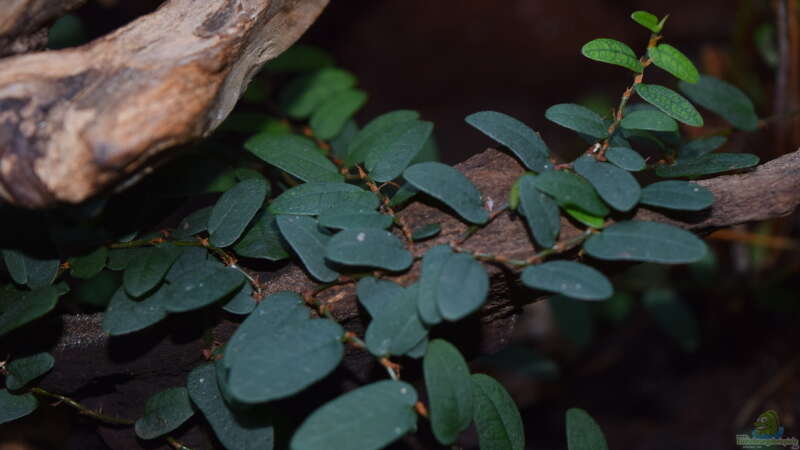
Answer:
xmin=0 ymin=0 xmax=328 ymax=208
xmin=0 ymin=0 xmax=88 ymax=57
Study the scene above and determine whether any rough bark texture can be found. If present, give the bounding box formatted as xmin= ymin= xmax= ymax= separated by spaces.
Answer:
xmin=0 ymin=0 xmax=89 ymax=57
xmin=0 ymin=0 xmax=329 ymax=209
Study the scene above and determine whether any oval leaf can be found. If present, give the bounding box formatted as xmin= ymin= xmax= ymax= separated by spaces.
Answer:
xmin=584 ymin=221 xmax=707 ymax=264
xmin=245 ymin=134 xmax=342 ymax=183
xmin=345 ymin=110 xmax=420 ymax=166
xmin=565 ymin=207 xmax=605 ymax=228
xmin=411 ymin=223 xmax=441 ymax=241
xmin=5 ymin=352 xmax=55 ymax=391
xmin=648 ymin=44 xmax=700 ymax=83
xmin=1 ymin=250 xmax=59 ymax=288
xmin=640 ymin=180 xmax=714 ymax=210
xmin=573 ymin=156 xmax=641 ymax=212
xmin=417 ymin=245 xmax=452 ymax=325
xmin=532 ymin=171 xmax=610 ymax=217
xmin=581 ymin=38 xmax=643 ymax=73
xmin=678 ymin=75 xmax=758 ymax=130
xmin=518 ymin=174 xmax=560 ymax=248
xmin=364 ymin=120 xmax=434 ymax=182
xmin=365 ymin=285 xmax=428 ymax=356
xmin=208 ymin=178 xmax=269 ymax=248
xmin=631 ymin=10 xmax=661 ymax=33
xmin=276 ymin=215 xmax=340 ymax=282
xmin=279 ymin=68 xmax=356 ymax=119
xmin=0 ymin=286 xmax=60 ymax=337
xmin=545 ymin=103 xmax=608 ymax=138
xmin=465 ymin=111 xmax=552 ymax=173
xmin=620 ymin=109 xmax=678 ymax=132
xmin=233 ymin=211 xmax=289 ymax=261
xmin=310 ymin=88 xmax=368 ymax=140
xmin=68 ymin=247 xmax=107 ymax=280
xmin=655 ymin=153 xmax=759 ymax=178
xmin=471 ymin=374 xmax=525 ymax=450
xmin=135 ymin=387 xmax=195 ymax=440
xmin=437 ymin=253 xmax=489 ymax=321
xmin=162 ymin=265 xmax=245 ymax=313
xmin=357 ymin=277 xmax=405 ymax=318
xmin=123 ymin=247 xmax=177 ymax=297
xmin=318 ymin=210 xmax=393 ymax=230
xmin=102 ymin=287 xmax=167 ymax=336
xmin=605 ymin=147 xmax=646 ymax=171
xmin=424 ymin=339 xmax=474 ymax=445
xmin=566 ymin=408 xmax=609 ymax=450
xmin=403 ymin=162 xmax=488 ymax=224
xmin=678 ymin=136 xmax=727 ymax=161
xmin=269 ymin=182 xmax=379 ymax=216
xmin=635 ymin=83 xmax=703 ymax=127
xmin=326 ymin=229 xmax=412 ymax=271
xmin=521 ymin=261 xmax=612 ymax=301
xmin=0 ymin=390 xmax=38 ymax=425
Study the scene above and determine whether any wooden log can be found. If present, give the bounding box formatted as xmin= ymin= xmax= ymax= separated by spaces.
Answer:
xmin=0 ymin=0 xmax=88 ymax=57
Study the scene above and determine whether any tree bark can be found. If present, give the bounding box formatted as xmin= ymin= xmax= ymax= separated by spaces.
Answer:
xmin=0 ymin=0 xmax=89 ymax=57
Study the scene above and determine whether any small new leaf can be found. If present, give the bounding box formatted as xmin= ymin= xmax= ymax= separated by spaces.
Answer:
xmin=630 ymin=10 xmax=661 ymax=33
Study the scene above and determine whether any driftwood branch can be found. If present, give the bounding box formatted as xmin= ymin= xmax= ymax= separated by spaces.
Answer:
xmin=0 ymin=0 xmax=89 ymax=57
xmin=0 ymin=0 xmax=328 ymax=208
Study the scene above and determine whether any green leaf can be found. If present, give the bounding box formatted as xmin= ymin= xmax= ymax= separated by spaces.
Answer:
xmin=437 ymin=253 xmax=489 ymax=321
xmin=102 ymin=287 xmax=167 ymax=335
xmin=2 ymin=250 xmax=59 ymax=288
xmin=5 ymin=353 xmax=54 ymax=391
xmin=584 ymin=220 xmax=707 ymax=264
xmin=573 ymin=156 xmax=641 ymax=212
xmin=266 ymin=44 xmax=334 ymax=74
xmin=620 ymin=109 xmax=678 ymax=132
xmin=135 ymin=387 xmax=195 ymax=440
xmin=345 ymin=110 xmax=420 ymax=166
xmin=318 ymin=210 xmax=393 ymax=230
xmin=532 ymin=171 xmax=610 ymax=217
xmin=656 ymin=153 xmax=759 ymax=178
xmin=276 ymin=215 xmax=340 ymax=282
xmin=187 ymin=364 xmax=274 ymax=450
xmin=564 ymin=207 xmax=605 ymax=228
xmin=581 ymin=38 xmax=643 ymax=73
xmin=208 ymin=178 xmax=269 ymax=248
xmin=642 ymin=288 xmax=699 ymax=352
xmin=477 ymin=345 xmax=559 ymax=379
xmin=326 ymin=229 xmax=412 ymax=271
xmin=162 ymin=265 xmax=245 ymax=313
xmin=566 ymin=408 xmax=609 ymax=450
xmin=229 ymin=318 xmax=344 ymax=404
xmin=310 ymin=89 xmax=368 ymax=140
xmin=107 ymin=247 xmax=141 ymax=271
xmin=279 ymin=68 xmax=356 ymax=119
xmin=424 ymin=340 xmax=473 ymax=445
xmin=233 ymin=211 xmax=289 ymax=261
xmin=522 ymin=261 xmax=612 ymax=301
xmin=635 ymin=84 xmax=703 ymax=127
xmin=364 ymin=120 xmax=434 ymax=182
xmin=365 ymin=285 xmax=428 ymax=356
xmin=550 ymin=295 xmax=594 ymax=349
xmin=417 ymin=245 xmax=452 ymax=325
xmin=605 ymin=147 xmax=646 ymax=171
xmin=357 ymin=277 xmax=404 ymax=318
xmin=411 ymin=223 xmax=441 ymax=241
xmin=245 ymin=134 xmax=342 ymax=183
xmin=465 ymin=111 xmax=552 ymax=173
xmin=630 ymin=10 xmax=661 ymax=33
xmin=221 ymin=283 xmax=256 ymax=315
xmin=123 ymin=247 xmax=177 ymax=297
xmin=0 ymin=286 xmax=60 ymax=337
xmin=218 ymin=112 xmax=290 ymax=135
xmin=640 ymin=181 xmax=714 ymax=210
xmin=518 ymin=174 xmax=560 ymax=248
xmin=68 ymin=247 xmax=107 ymax=279
xmin=545 ymin=104 xmax=608 ymax=138
xmin=290 ymin=380 xmax=418 ymax=450
xmin=0 ymin=390 xmax=38 ymax=425
xmin=678 ymin=136 xmax=727 ymax=161
xmin=648 ymin=44 xmax=700 ymax=83
xmin=331 ymin=119 xmax=359 ymax=160
xmin=269 ymin=183 xmax=379 ymax=216
xmin=678 ymin=75 xmax=758 ymax=130
xmin=403 ymin=162 xmax=488 ymax=224
xmin=471 ymin=374 xmax=525 ymax=450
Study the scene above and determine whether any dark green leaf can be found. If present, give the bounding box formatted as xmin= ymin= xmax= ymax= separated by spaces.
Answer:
xmin=318 ymin=210 xmax=393 ymax=230
xmin=630 ymin=10 xmax=661 ymax=33
xmin=545 ymin=104 xmax=608 ymax=138
xmin=135 ymin=387 xmax=195 ymax=439
xmin=417 ymin=245 xmax=452 ymax=325
xmin=5 ymin=353 xmax=54 ymax=391
xmin=656 ymin=153 xmax=759 ymax=178
xmin=326 ymin=229 xmax=412 ymax=271
xmin=72 ymin=270 xmax=119 ymax=308
xmin=279 ymin=68 xmax=356 ymax=119
xmin=640 ymin=180 xmax=714 ymax=210
xmin=331 ymin=119 xmax=359 ymax=160
xmin=68 ymin=247 xmax=107 ymax=279
xmin=107 ymin=247 xmax=140 ymax=271
xmin=566 ymin=408 xmax=609 ymax=450
xmin=411 ymin=224 xmax=441 ymax=241
xmin=550 ymin=295 xmax=594 ymax=349
xmin=357 ymin=277 xmax=404 ymax=318
xmin=581 ymin=38 xmax=643 ymax=73
xmin=290 ymin=380 xmax=418 ymax=450
xmin=209 ymin=178 xmax=269 ymax=247
xmin=102 ymin=287 xmax=167 ymax=336
xmin=233 ymin=211 xmax=289 ymax=261
xmin=678 ymin=75 xmax=758 ymax=130
xmin=678 ymin=136 xmax=727 ymax=161
xmin=465 ymin=111 xmax=552 ymax=173
xmin=310 ymin=89 xmax=368 ymax=140
xmin=229 ymin=319 xmax=344 ymax=403
xmin=573 ymin=156 xmax=641 ymax=212
xmin=266 ymin=44 xmax=334 ymax=73
xmin=345 ymin=110 xmax=420 ymax=166
xmin=648 ymin=44 xmax=700 ymax=83
xmin=276 ymin=215 xmax=339 ymax=282
xmin=584 ymin=221 xmax=707 ymax=264
xmin=245 ymin=134 xmax=342 ymax=183
xmin=162 ymin=266 xmax=245 ymax=313
xmin=522 ymin=261 xmax=612 ymax=301
xmin=564 ymin=207 xmax=605 ymax=228
xmin=0 ymin=390 xmax=38 ymax=425
xmin=477 ymin=345 xmax=559 ymax=380
xmin=403 ymin=162 xmax=488 ymax=224
xmin=642 ymin=288 xmax=699 ymax=352
xmin=405 ymin=337 xmax=428 ymax=359
xmin=532 ymin=171 xmax=610 ymax=217
xmin=605 ymin=147 xmax=646 ymax=171
xmin=518 ymin=174 xmax=560 ymax=248
xmin=620 ymin=109 xmax=678 ymax=132
xmin=218 ymin=112 xmax=289 ymax=135
xmin=366 ymin=285 xmax=428 ymax=356
xmin=389 ymin=183 xmax=418 ymax=207
xmin=635 ymin=84 xmax=703 ymax=127
xmin=364 ymin=120 xmax=434 ymax=182
xmin=123 ymin=247 xmax=178 ymax=297
xmin=269 ymin=183 xmax=379 ymax=216
xmin=437 ymin=253 xmax=489 ymax=321
xmin=2 ymin=250 xmax=59 ymax=288
xmin=0 ymin=286 xmax=59 ymax=337
xmin=471 ymin=374 xmax=525 ymax=450
xmin=187 ymin=364 xmax=274 ymax=450
xmin=221 ymin=283 xmax=256 ymax=315
xmin=424 ymin=340 xmax=473 ymax=445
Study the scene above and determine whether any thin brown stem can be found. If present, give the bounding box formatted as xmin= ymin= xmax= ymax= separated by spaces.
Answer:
xmin=31 ymin=387 xmax=134 ymax=426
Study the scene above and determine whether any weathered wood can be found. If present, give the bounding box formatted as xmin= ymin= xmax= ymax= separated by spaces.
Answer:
xmin=0 ymin=0 xmax=88 ymax=57
xmin=0 ymin=0 xmax=328 ymax=208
